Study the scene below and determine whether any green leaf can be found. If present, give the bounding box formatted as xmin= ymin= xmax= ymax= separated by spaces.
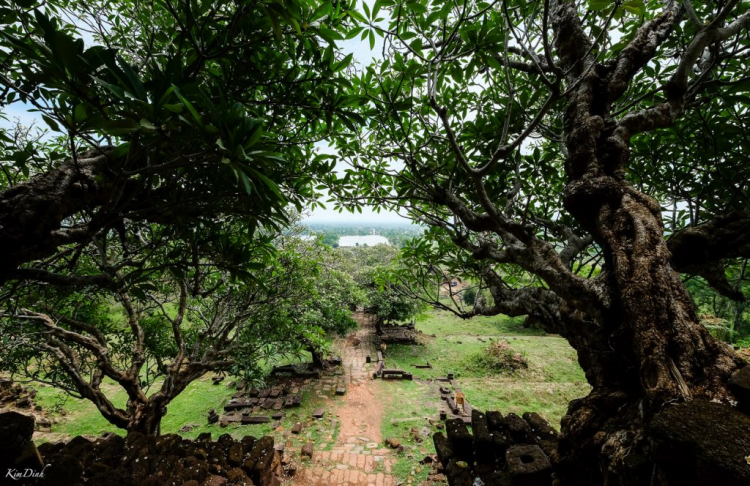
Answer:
xmin=623 ymin=0 xmax=645 ymax=16
xmin=588 ymin=0 xmax=611 ymax=11
xmin=405 ymin=2 xmax=428 ymax=14
xmin=41 ymin=115 xmax=60 ymax=132
xmin=362 ymin=1 xmax=371 ymax=20
xmin=139 ymin=118 xmax=157 ymax=130
xmin=173 ymin=86 xmax=203 ymax=128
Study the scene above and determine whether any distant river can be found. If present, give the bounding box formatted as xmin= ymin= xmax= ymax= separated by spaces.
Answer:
xmin=338 ymin=235 xmax=390 ymax=247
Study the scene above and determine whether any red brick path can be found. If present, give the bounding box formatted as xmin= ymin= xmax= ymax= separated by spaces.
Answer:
xmin=291 ymin=312 xmax=398 ymax=486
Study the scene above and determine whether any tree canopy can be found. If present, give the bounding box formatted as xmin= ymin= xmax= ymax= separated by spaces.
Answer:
xmin=0 ymin=0 xmax=364 ymax=283
xmin=325 ymin=1 xmax=750 ymax=483
xmin=0 ymin=0 xmax=365 ymax=434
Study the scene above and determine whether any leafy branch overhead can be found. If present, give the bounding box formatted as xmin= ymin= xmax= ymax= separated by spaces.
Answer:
xmin=0 ymin=0 xmax=367 ymax=282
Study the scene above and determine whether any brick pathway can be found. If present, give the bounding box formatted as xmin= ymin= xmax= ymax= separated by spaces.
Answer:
xmin=292 ymin=312 xmax=398 ymax=486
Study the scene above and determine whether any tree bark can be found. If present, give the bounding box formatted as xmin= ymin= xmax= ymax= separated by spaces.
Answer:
xmin=541 ymin=2 xmax=749 ymax=481
xmin=552 ymin=74 xmax=744 ymax=486
xmin=309 ymin=346 xmax=325 ymax=369
xmin=0 ymin=151 xmax=114 ymax=282
xmin=127 ymin=400 xmax=166 ymax=436
xmin=556 ymin=179 xmax=743 ymax=484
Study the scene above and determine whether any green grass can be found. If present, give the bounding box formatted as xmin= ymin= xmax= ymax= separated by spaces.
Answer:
xmin=29 ymin=308 xmax=589 ymax=466
xmin=384 ymin=310 xmax=590 ymax=428
xmin=31 ymin=370 xmax=346 ymax=451
xmin=378 ymin=379 xmax=439 ymax=484
xmin=33 ymin=382 xmax=128 ymax=438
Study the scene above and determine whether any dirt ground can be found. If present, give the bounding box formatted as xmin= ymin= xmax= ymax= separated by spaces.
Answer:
xmin=291 ymin=312 xmax=398 ymax=486
xmin=336 ymin=381 xmax=384 ymax=444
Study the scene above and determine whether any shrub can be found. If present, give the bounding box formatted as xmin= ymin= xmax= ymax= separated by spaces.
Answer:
xmin=463 ymin=340 xmax=528 ymax=375
xmin=462 ymin=287 xmax=477 ymax=306
xmin=699 ymin=314 xmax=737 ymax=343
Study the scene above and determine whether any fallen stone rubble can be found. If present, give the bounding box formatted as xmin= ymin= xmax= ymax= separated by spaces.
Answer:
xmin=0 ymin=410 xmax=283 ymax=486
xmin=434 ymin=410 xmax=558 ymax=486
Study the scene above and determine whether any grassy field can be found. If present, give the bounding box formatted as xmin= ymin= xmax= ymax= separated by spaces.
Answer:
xmin=385 ymin=310 xmax=590 ymax=428
xmin=374 ymin=310 xmax=589 ymax=484
xmin=28 ymin=308 xmax=589 ymax=486
xmin=31 ymin=358 xmax=342 ymax=448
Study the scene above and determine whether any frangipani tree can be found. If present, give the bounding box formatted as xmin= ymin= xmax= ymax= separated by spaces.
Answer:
xmin=329 ymin=0 xmax=750 ymax=483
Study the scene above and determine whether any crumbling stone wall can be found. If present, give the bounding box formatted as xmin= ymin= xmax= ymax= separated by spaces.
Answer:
xmin=0 ymin=410 xmax=283 ymax=486
xmin=433 ymin=410 xmax=557 ymax=486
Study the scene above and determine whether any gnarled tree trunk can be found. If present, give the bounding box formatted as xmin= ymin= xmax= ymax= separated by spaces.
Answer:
xmin=551 ymin=66 xmax=744 ymax=486
xmin=556 ymin=179 xmax=743 ymax=484
xmin=540 ymin=2 xmax=749 ymax=482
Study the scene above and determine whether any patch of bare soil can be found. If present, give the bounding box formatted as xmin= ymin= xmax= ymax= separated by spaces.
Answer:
xmin=336 ymin=380 xmax=384 ymax=444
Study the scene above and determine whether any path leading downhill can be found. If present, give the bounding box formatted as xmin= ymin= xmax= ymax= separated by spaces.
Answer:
xmin=293 ymin=312 xmax=399 ymax=486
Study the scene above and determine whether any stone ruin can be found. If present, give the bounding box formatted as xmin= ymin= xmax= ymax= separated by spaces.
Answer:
xmin=0 ymin=379 xmax=52 ymax=431
xmin=1 ymin=379 xmax=37 ymax=409
xmin=1 ymin=410 xmax=285 ymax=486
xmin=433 ymin=410 xmax=558 ymax=486
xmin=378 ymin=322 xmax=419 ymax=344
xmin=220 ymin=384 xmax=303 ymax=426
xmin=217 ymin=359 xmax=346 ymax=426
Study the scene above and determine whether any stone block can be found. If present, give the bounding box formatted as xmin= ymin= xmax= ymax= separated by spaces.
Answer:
xmin=506 ymin=444 xmax=552 ymax=486
xmin=649 ymin=400 xmax=750 ymax=486
xmin=433 ymin=432 xmax=453 ymax=466
xmin=445 ymin=418 xmax=472 ymax=462
xmin=472 ymin=409 xmax=493 ymax=465
xmin=522 ymin=412 xmax=558 ymax=442
xmin=506 ymin=413 xmax=535 ymax=444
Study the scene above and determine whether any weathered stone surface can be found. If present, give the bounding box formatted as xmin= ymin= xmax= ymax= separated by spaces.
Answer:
xmin=226 ymin=467 xmax=252 ymax=484
xmin=243 ymin=435 xmax=275 ymax=484
xmin=66 ymin=435 xmax=97 ymax=465
xmin=312 ymin=408 xmax=325 ymax=419
xmin=37 ymin=441 xmax=65 ymax=457
xmin=486 ymin=411 xmax=505 ymax=432
xmin=241 ymin=436 xmax=256 ymax=452
xmin=260 ymin=398 xmax=275 ymax=410
xmin=291 ymin=422 xmax=302 ymax=434
xmin=444 ymin=457 xmax=473 ymax=486
xmin=385 ymin=437 xmax=401 ymax=449
xmin=471 ymin=410 xmax=493 ymax=464
xmin=522 ymin=412 xmax=558 ymax=442
xmin=505 ymin=413 xmax=534 ymax=444
xmin=240 ymin=415 xmax=270 ymax=425
xmin=538 ymin=439 xmax=557 ymax=463
xmin=492 ymin=431 xmax=513 ymax=461
xmin=445 ymin=418 xmax=472 ymax=462
xmin=208 ymin=410 xmax=220 ymax=424
xmin=301 ymin=442 xmax=314 ymax=458
xmin=433 ymin=432 xmax=453 ymax=467
xmin=228 ymin=442 xmax=244 ymax=467
xmin=0 ymin=411 xmax=35 ymax=469
xmin=649 ymin=400 xmax=750 ymax=486
xmin=46 ymin=454 xmax=85 ymax=486
xmin=506 ymin=444 xmax=552 ymax=486
xmin=37 ymin=430 xmax=276 ymax=486
xmin=203 ymin=474 xmax=229 ymax=486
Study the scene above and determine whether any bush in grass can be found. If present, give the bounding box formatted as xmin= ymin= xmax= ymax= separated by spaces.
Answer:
xmin=464 ymin=340 xmax=528 ymax=375
xmin=462 ymin=287 xmax=477 ymax=306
